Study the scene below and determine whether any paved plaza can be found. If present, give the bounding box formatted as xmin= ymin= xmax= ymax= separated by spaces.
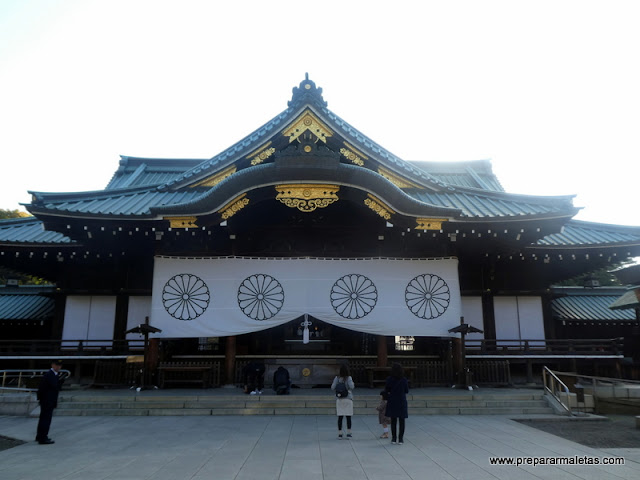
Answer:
xmin=1 ymin=412 xmax=639 ymax=480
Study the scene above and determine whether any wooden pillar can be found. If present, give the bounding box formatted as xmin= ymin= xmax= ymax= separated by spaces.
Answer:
xmin=51 ymin=293 xmax=67 ymax=340
xmin=147 ymin=338 xmax=159 ymax=370
xmin=74 ymin=361 xmax=83 ymax=383
xmin=113 ymin=294 xmax=129 ymax=343
xmin=147 ymin=338 xmax=160 ymax=385
xmin=570 ymin=358 xmax=577 ymax=372
xmin=451 ymin=337 xmax=462 ymax=385
xmin=526 ymin=359 xmax=534 ymax=384
xmin=225 ymin=335 xmax=237 ymax=385
xmin=377 ymin=335 xmax=388 ymax=367
xmin=541 ymin=290 xmax=556 ymax=340
xmin=481 ymin=292 xmax=496 ymax=342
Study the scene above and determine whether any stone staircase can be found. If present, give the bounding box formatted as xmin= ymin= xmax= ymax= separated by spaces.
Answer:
xmin=54 ymin=391 xmax=554 ymax=416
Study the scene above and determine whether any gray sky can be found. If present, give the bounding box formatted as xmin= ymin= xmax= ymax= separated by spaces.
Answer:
xmin=1 ymin=0 xmax=639 ymax=226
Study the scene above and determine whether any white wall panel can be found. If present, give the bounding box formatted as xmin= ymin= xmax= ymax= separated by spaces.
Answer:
xmin=461 ymin=296 xmax=484 ymax=340
xmin=62 ymin=296 xmax=116 ymax=345
xmin=516 ymin=296 xmax=545 ymax=345
xmin=494 ymin=297 xmax=520 ymax=344
xmin=62 ymin=296 xmax=91 ymax=341
xmin=494 ymin=296 xmax=545 ymax=345
xmin=87 ymin=297 xmax=116 ymax=343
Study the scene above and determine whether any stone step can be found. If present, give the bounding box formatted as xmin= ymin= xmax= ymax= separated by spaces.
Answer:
xmin=58 ymin=393 xmax=544 ymax=402
xmin=423 ymin=400 xmax=547 ymax=408
xmin=56 ymin=406 xmax=554 ymax=416
xmin=457 ymin=407 xmax=553 ymax=415
xmin=57 ymin=399 xmax=548 ymax=408
xmin=53 ymin=392 xmax=553 ymax=416
xmin=55 ymin=402 xmax=554 ymax=416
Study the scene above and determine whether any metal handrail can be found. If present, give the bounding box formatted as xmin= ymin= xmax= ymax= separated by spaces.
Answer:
xmin=547 ymin=370 xmax=640 ymax=386
xmin=0 ymin=369 xmax=71 ymax=390
xmin=546 ymin=370 xmax=640 ymax=406
xmin=542 ymin=366 xmax=572 ymax=415
xmin=0 ymin=387 xmax=36 ymax=394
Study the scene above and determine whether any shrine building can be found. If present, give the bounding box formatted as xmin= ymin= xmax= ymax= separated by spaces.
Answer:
xmin=1 ymin=76 xmax=639 ymax=387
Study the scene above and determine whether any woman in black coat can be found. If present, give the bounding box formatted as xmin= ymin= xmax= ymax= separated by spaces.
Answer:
xmin=384 ymin=362 xmax=409 ymax=445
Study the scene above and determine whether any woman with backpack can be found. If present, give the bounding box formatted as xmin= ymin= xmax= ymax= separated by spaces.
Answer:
xmin=385 ymin=362 xmax=409 ymax=445
xmin=331 ymin=364 xmax=355 ymax=439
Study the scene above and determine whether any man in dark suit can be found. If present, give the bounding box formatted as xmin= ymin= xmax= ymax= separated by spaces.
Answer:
xmin=36 ymin=359 xmax=63 ymax=445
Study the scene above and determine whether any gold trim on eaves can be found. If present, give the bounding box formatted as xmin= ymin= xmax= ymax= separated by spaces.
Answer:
xmin=415 ymin=218 xmax=447 ymax=230
xmin=378 ymin=166 xmax=423 ymax=189
xmin=190 ymin=166 xmax=237 ymax=188
xmin=219 ymin=194 xmax=250 ymax=219
xmin=340 ymin=141 xmax=366 ymax=166
xmin=164 ymin=216 xmax=198 ymax=228
xmin=246 ymin=142 xmax=276 ymax=166
xmin=364 ymin=194 xmax=394 ymax=220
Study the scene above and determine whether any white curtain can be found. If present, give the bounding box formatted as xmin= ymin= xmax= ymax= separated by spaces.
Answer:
xmin=150 ymin=256 xmax=461 ymax=338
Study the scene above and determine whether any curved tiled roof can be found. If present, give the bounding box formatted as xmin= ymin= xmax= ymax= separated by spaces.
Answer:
xmin=17 ymin=78 xmax=637 ymax=249
xmin=0 ymin=292 xmax=55 ymax=320
xmin=161 ymin=78 xmax=450 ymax=192
xmin=408 ymin=190 xmax=575 ymax=219
xmin=161 ymin=109 xmax=293 ymax=190
xmin=26 ymin=77 xmax=578 ymax=223
xmin=0 ymin=218 xmax=72 ymax=244
xmin=610 ymin=288 xmax=640 ymax=310
xmin=537 ymin=220 xmax=640 ymax=246
xmin=153 ymin=161 xmax=462 ymax=218
xmin=408 ymin=160 xmax=505 ymax=192
xmin=320 ymin=108 xmax=453 ymax=190
xmin=31 ymin=188 xmax=206 ymax=217
xmin=551 ymin=288 xmax=637 ymax=321
xmin=107 ymin=157 xmax=211 ymax=190
xmin=28 ymin=176 xmax=575 ymax=220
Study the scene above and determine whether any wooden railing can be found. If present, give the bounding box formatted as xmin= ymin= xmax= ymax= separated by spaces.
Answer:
xmin=157 ymin=361 xmax=221 ymax=389
xmin=465 ymin=338 xmax=624 ymax=356
xmin=92 ymin=361 xmax=143 ymax=387
xmin=0 ymin=338 xmax=625 ymax=358
xmin=467 ymin=360 xmax=511 ymax=386
xmin=0 ymin=339 xmax=144 ymax=356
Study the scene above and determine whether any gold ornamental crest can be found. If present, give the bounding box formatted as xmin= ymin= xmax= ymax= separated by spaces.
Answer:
xmin=275 ymin=184 xmax=339 ymax=212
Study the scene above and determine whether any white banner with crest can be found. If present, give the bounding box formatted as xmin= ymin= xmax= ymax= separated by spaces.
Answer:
xmin=150 ymin=256 xmax=461 ymax=337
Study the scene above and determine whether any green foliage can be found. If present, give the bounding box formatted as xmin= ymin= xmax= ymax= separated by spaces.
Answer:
xmin=557 ymin=266 xmax=622 ymax=287
xmin=0 ymin=269 xmax=48 ymax=286
xmin=0 ymin=209 xmax=30 ymax=219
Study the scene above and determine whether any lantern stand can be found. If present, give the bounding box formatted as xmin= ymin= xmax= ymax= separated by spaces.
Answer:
xmin=448 ymin=316 xmax=483 ymax=391
xmin=125 ymin=317 xmax=162 ymax=391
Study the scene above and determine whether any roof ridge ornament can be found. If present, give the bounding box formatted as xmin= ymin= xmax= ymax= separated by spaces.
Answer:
xmin=288 ymin=73 xmax=327 ymax=109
